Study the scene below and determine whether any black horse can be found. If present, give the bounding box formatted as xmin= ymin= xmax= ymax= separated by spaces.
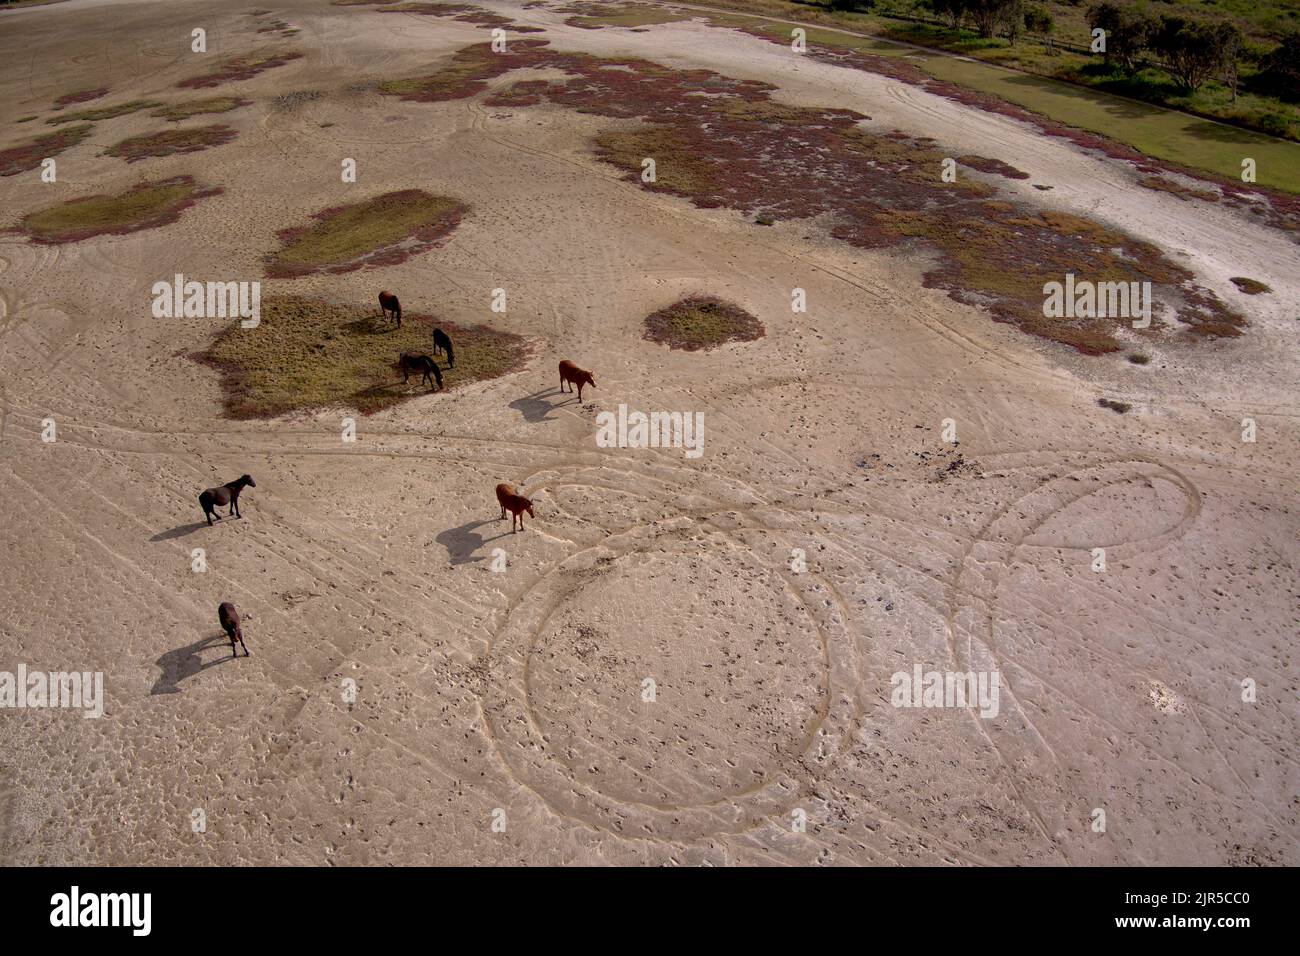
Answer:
xmin=399 ymin=352 xmax=443 ymax=389
xmin=432 ymin=328 xmax=454 ymax=368
xmin=199 ymin=475 xmax=255 ymax=526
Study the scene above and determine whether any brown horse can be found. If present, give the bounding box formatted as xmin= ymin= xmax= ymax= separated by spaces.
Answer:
xmin=378 ymin=290 xmax=401 ymax=327
xmin=399 ymin=352 xmax=442 ymax=389
xmin=218 ymin=602 xmax=250 ymax=658
xmin=199 ymin=475 xmax=255 ymax=526
xmin=558 ymin=360 xmax=595 ymax=401
xmin=495 ymin=482 xmax=535 ymax=532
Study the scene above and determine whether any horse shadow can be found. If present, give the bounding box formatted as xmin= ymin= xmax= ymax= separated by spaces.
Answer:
xmin=150 ymin=521 xmax=208 ymax=542
xmin=341 ymin=316 xmax=397 ymax=336
xmin=151 ymin=633 xmax=237 ymax=695
xmin=436 ymin=519 xmax=512 ymax=565
xmin=509 ymin=388 xmax=565 ymax=423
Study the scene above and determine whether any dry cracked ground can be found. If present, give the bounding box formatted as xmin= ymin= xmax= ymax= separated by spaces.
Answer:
xmin=0 ymin=0 xmax=1296 ymax=865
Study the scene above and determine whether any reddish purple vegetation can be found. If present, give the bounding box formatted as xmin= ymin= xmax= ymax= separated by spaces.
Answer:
xmin=453 ymin=12 xmax=515 ymax=26
xmin=376 ymin=2 xmax=477 ymax=13
xmin=0 ymin=123 xmax=93 ymax=177
xmin=53 ymin=87 xmax=109 ymax=108
xmin=380 ymin=40 xmax=1244 ymax=351
xmin=177 ymin=51 xmax=303 ymax=90
xmin=721 ymin=21 xmax=1298 ymax=239
xmin=367 ymin=3 xmax=544 ymax=31
xmin=958 ymin=155 xmax=1030 ymax=180
xmin=484 ymin=79 xmax=555 ymax=107
xmin=103 ymin=124 xmax=239 ymax=162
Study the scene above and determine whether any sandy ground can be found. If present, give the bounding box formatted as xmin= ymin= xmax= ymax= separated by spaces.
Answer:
xmin=0 ymin=0 xmax=1296 ymax=865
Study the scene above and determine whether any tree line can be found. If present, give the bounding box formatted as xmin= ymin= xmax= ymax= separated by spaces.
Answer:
xmin=831 ymin=0 xmax=1298 ymax=103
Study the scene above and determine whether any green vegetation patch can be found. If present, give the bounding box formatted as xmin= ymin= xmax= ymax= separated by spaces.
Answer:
xmin=103 ymin=124 xmax=238 ymax=162
xmin=378 ymin=43 xmax=514 ymax=101
xmin=194 ymin=295 xmax=529 ymax=418
xmin=595 ymin=126 xmax=735 ymax=196
xmin=17 ymin=176 xmax=221 ymax=243
xmin=643 ymin=295 xmax=765 ymax=351
xmin=1230 ymin=276 xmax=1272 ymax=294
xmin=0 ymin=123 xmax=92 ymax=176
xmin=151 ymin=97 xmax=251 ymax=121
xmin=265 ymin=189 xmax=468 ymax=278
xmin=46 ymin=100 xmax=162 ymax=124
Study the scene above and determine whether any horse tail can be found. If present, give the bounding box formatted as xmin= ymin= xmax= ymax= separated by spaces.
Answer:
xmin=444 ymin=339 xmax=454 ymax=368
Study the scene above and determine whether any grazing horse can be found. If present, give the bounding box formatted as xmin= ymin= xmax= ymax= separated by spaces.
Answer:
xmin=218 ymin=602 xmax=251 ymax=658
xmin=558 ymin=360 xmax=595 ymax=401
xmin=495 ymin=482 xmax=535 ymax=532
xmin=399 ymin=352 xmax=442 ymax=389
xmin=432 ymin=328 xmax=455 ymax=368
xmin=378 ymin=290 xmax=401 ymax=327
xmin=199 ymin=475 xmax=255 ymax=526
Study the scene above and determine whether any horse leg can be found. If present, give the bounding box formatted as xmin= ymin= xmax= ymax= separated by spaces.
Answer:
xmin=239 ymin=634 xmax=251 ymax=657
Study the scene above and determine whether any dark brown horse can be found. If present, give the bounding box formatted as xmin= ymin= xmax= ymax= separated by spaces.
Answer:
xmin=399 ymin=352 xmax=442 ymax=389
xmin=558 ymin=360 xmax=595 ymax=401
xmin=199 ymin=475 xmax=255 ymax=526
xmin=496 ymin=482 xmax=535 ymax=532
xmin=378 ymin=290 xmax=401 ymax=327
xmin=432 ymin=328 xmax=454 ymax=368
xmin=218 ymin=602 xmax=251 ymax=658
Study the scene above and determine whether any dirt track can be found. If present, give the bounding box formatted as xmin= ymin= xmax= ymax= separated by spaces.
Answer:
xmin=0 ymin=0 xmax=1296 ymax=865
